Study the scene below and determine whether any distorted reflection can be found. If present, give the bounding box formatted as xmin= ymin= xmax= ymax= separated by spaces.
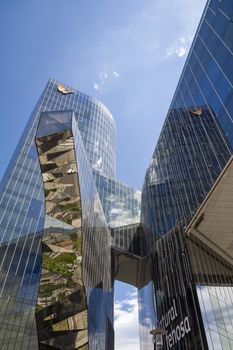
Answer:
xmin=35 ymin=112 xmax=88 ymax=349
xmin=93 ymin=170 xmax=141 ymax=229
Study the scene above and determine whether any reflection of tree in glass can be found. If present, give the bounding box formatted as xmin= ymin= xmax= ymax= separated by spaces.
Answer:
xmin=42 ymin=253 xmax=76 ymax=277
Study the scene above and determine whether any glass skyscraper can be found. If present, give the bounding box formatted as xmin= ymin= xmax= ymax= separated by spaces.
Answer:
xmin=140 ymin=1 xmax=233 ymax=349
xmin=0 ymin=80 xmax=140 ymax=350
xmin=1 ymin=0 xmax=233 ymax=349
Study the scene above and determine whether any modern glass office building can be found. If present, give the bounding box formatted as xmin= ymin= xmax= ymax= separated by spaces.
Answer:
xmin=140 ymin=1 xmax=233 ymax=349
xmin=1 ymin=1 xmax=233 ymax=350
xmin=0 ymin=80 xmax=141 ymax=350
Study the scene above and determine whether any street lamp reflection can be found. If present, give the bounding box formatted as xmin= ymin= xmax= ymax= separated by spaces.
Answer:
xmin=150 ymin=328 xmax=168 ymax=350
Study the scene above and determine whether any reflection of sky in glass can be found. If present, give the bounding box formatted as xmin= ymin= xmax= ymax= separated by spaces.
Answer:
xmin=197 ymin=285 xmax=233 ymax=350
xmin=0 ymin=80 xmax=117 ymax=348
xmin=93 ymin=171 xmax=141 ymax=228
xmin=138 ymin=282 xmax=156 ymax=350
xmin=140 ymin=3 xmax=233 ymax=349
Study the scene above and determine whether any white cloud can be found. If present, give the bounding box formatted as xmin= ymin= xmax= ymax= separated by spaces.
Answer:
xmin=93 ymin=70 xmax=120 ymax=91
xmin=93 ymin=157 xmax=103 ymax=171
xmin=109 ymin=206 xmax=140 ymax=228
xmin=176 ymin=46 xmax=187 ymax=57
xmin=93 ymin=83 xmax=100 ymax=90
xmin=113 ymin=70 xmax=120 ymax=78
xmin=115 ymin=291 xmax=140 ymax=350
xmin=166 ymin=35 xmax=192 ymax=58
xmin=90 ymin=0 xmax=205 ymax=72
xmin=100 ymin=72 xmax=108 ymax=80
xmin=108 ymin=190 xmax=141 ymax=228
xmin=166 ymin=45 xmax=187 ymax=58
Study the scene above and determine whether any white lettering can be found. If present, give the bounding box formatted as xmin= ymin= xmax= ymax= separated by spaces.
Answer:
xmin=159 ymin=299 xmax=178 ymax=328
xmin=166 ymin=334 xmax=169 ymax=348
xmin=159 ymin=300 xmax=191 ymax=347
xmin=165 ymin=317 xmax=191 ymax=348
xmin=180 ymin=320 xmax=185 ymax=338
xmin=172 ymin=328 xmax=176 ymax=344
xmin=176 ymin=325 xmax=181 ymax=341
xmin=168 ymin=333 xmax=173 ymax=348
xmin=184 ymin=316 xmax=191 ymax=333
xmin=173 ymin=299 xmax=178 ymax=318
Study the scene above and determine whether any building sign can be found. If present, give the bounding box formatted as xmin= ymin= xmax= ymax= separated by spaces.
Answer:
xmin=190 ymin=107 xmax=202 ymax=116
xmin=57 ymin=83 xmax=74 ymax=95
xmin=158 ymin=299 xmax=191 ymax=349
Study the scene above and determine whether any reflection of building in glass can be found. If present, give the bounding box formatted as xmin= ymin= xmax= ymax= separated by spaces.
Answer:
xmin=140 ymin=1 xmax=233 ymax=349
xmin=0 ymin=81 xmax=141 ymax=349
xmin=1 ymin=1 xmax=233 ymax=350
xmin=142 ymin=105 xmax=232 ymax=239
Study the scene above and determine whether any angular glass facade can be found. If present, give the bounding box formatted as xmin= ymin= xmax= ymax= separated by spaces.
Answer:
xmin=141 ymin=1 xmax=233 ymax=349
xmin=0 ymin=81 xmax=140 ymax=349
xmin=1 ymin=1 xmax=233 ymax=349
xmin=35 ymin=111 xmax=112 ymax=349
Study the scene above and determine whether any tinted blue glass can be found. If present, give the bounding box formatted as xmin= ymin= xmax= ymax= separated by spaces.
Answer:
xmin=140 ymin=1 xmax=233 ymax=348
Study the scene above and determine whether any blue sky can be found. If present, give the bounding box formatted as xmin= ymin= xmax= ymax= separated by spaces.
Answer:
xmin=0 ymin=0 xmax=206 ymax=348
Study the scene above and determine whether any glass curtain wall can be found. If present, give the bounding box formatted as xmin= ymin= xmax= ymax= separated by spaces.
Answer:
xmin=0 ymin=80 xmax=117 ymax=349
xmin=140 ymin=1 xmax=233 ymax=349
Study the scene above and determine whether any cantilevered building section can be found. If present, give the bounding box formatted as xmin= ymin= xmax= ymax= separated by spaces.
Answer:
xmin=1 ymin=1 xmax=233 ymax=350
xmin=140 ymin=1 xmax=233 ymax=349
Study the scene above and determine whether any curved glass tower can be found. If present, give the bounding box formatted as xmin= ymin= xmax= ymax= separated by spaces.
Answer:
xmin=0 ymin=81 xmax=110 ymax=350
xmin=2 ymin=1 xmax=233 ymax=350
xmin=0 ymin=80 xmax=141 ymax=350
